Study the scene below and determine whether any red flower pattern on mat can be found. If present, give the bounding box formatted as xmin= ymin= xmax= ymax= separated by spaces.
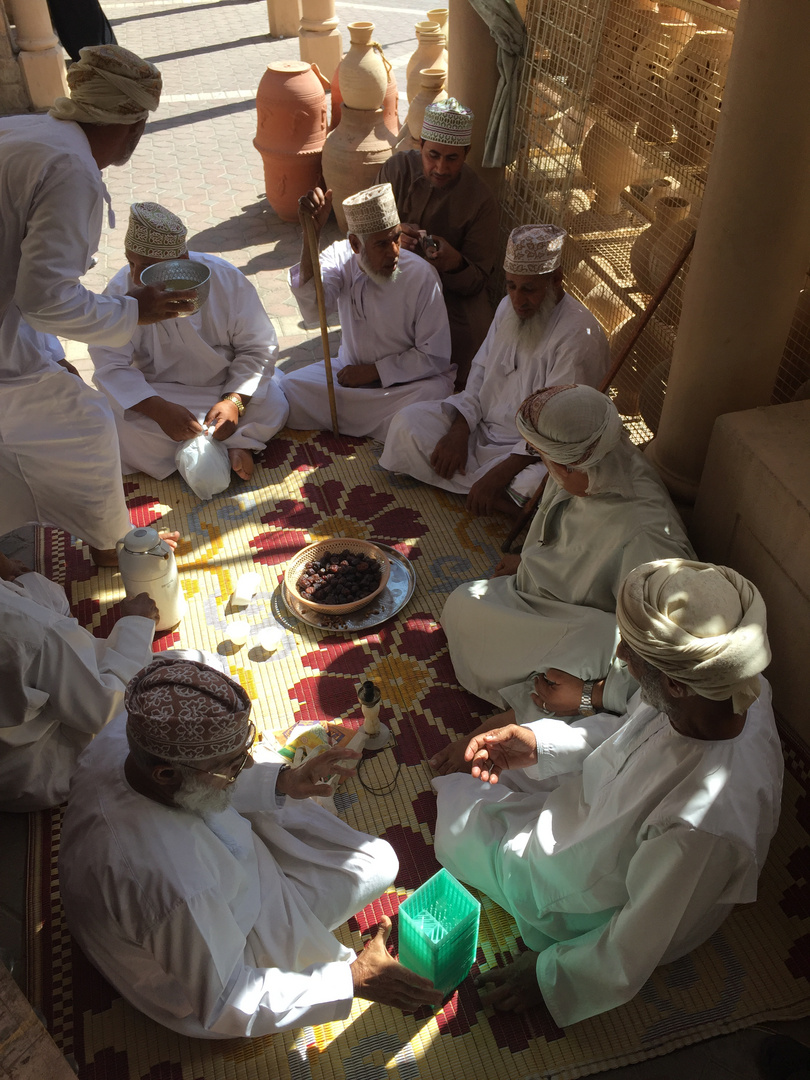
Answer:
xmin=83 ymin=1047 xmax=131 ymax=1078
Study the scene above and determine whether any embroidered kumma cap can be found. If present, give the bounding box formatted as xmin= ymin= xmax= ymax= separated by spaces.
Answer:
xmin=421 ymin=97 xmax=474 ymax=145
xmin=49 ymin=44 xmax=161 ymax=126
xmin=125 ymin=656 xmax=251 ymax=762
xmin=126 ymin=202 xmax=187 ymax=259
xmin=504 ymin=223 xmax=567 ymax=275
xmin=343 ymin=183 xmax=400 ymax=235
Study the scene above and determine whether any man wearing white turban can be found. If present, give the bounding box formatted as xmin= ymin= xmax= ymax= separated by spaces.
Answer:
xmin=433 ymin=559 xmax=783 ymax=1027
xmin=0 ymin=45 xmax=192 ymax=567
xmin=60 ymin=657 xmax=442 ymax=1037
xmin=433 ymin=385 xmax=694 ymax=757
xmin=380 ymin=225 xmax=609 ymax=516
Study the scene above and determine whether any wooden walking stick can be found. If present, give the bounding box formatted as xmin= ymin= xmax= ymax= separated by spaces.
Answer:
xmin=501 ymin=228 xmax=697 ymax=554
xmin=303 ymin=212 xmax=340 ymax=436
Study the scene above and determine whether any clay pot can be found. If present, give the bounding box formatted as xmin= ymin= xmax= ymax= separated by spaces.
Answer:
xmin=579 ymin=122 xmax=646 ymax=215
xmin=329 ymin=64 xmax=342 ymax=131
xmin=630 ymin=195 xmax=690 ymax=294
xmin=631 ymin=14 xmax=696 ymax=142
xmin=406 ymin=21 xmax=448 ymax=103
xmin=586 ymin=283 xmax=633 ymax=335
xmin=331 ymin=63 xmax=399 ymax=135
xmin=426 ymin=8 xmax=448 ymax=36
xmin=591 ymin=0 xmax=660 ymax=121
xmin=663 ymin=29 xmax=733 ymax=167
xmin=641 ymin=177 xmax=674 ymax=209
xmin=646 ymin=209 xmax=699 ymax=323
xmin=254 ymin=60 xmax=327 ymax=222
xmin=397 ymin=67 xmax=447 ymax=152
xmin=339 ymin=21 xmax=389 ymax=111
xmin=322 ymin=105 xmax=398 ymax=232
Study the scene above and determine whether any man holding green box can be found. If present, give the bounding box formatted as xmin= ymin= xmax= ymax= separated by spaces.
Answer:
xmin=433 ymin=559 xmax=783 ymax=1026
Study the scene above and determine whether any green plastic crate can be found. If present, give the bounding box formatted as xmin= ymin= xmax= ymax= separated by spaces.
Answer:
xmin=398 ymin=868 xmax=481 ymax=995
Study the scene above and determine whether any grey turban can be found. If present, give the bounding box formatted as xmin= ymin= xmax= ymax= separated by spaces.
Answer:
xmin=50 ymin=44 xmax=161 ymax=126
xmin=617 ymin=559 xmax=771 ymax=714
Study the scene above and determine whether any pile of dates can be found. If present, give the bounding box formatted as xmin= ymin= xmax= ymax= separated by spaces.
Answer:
xmin=297 ymin=548 xmax=383 ymax=605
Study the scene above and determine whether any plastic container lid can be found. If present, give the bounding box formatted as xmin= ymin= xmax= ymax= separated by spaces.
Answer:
xmin=123 ymin=526 xmax=161 ymax=553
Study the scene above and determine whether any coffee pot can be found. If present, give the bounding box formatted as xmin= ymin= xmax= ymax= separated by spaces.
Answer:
xmin=116 ymin=526 xmax=184 ymax=631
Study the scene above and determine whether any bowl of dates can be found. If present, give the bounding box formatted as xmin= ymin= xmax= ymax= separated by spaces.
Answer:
xmin=284 ymin=539 xmax=391 ymax=614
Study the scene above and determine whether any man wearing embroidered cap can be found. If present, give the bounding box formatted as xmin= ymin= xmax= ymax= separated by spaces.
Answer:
xmin=0 ymin=45 xmax=193 ymax=567
xmin=283 ymin=184 xmax=453 ymax=440
xmin=431 ymin=385 xmax=692 ymax=735
xmin=381 ymin=224 xmax=610 ymax=516
xmin=432 ymin=558 xmax=783 ymax=1026
xmin=90 ymin=203 xmax=289 ymax=482
xmin=377 ymin=98 xmax=498 ymax=387
xmin=60 ymin=656 xmax=443 ymax=1038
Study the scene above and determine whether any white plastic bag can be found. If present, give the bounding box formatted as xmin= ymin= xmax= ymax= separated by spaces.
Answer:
xmin=175 ymin=433 xmax=231 ymax=500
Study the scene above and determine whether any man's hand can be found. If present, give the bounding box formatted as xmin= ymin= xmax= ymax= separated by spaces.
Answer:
xmin=466 ymin=468 xmax=508 ymax=517
xmin=490 ymin=553 xmax=521 ymax=578
xmin=429 ymin=709 xmax=517 ymax=776
xmin=276 ymin=746 xmax=361 ymax=800
xmin=130 ymin=283 xmax=196 ymax=324
xmin=132 ymin=397 xmax=203 ymax=441
xmin=423 ymin=234 xmax=464 ymax=274
xmin=57 ymin=358 xmax=82 ymax=378
xmin=0 ymin=552 xmax=31 ymax=581
xmin=398 ymin=222 xmax=422 ymax=253
xmin=120 ymin=592 xmax=160 ymax=623
xmin=475 ymin=950 xmax=544 ymax=1012
xmin=337 ymin=363 xmax=380 ymax=388
xmin=298 ymin=186 xmax=333 ymax=235
xmin=464 ymin=723 xmax=538 ymax=784
xmin=430 ymin=418 xmax=469 ymax=480
xmin=205 ymin=398 xmax=239 ymax=441
xmin=351 ymin=915 xmax=444 ymax=1012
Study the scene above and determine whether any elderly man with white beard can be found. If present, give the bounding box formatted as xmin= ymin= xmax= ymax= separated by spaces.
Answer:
xmin=433 ymin=559 xmax=783 ymax=1027
xmin=59 ymin=657 xmax=442 ymax=1039
xmin=379 ymin=225 xmax=609 ymax=517
xmin=280 ymin=184 xmax=453 ymax=441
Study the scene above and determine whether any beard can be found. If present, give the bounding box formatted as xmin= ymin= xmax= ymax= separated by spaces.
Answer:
xmin=357 ymin=250 xmax=401 ymax=287
xmin=504 ymin=288 xmax=559 ymax=352
xmin=174 ymin=770 xmax=233 ymax=816
xmin=638 ymin=666 xmax=674 ymax=718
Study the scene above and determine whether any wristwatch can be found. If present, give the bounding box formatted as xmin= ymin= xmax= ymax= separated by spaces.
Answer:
xmin=579 ymin=680 xmax=596 ymax=716
xmin=220 ymin=392 xmax=245 ymax=416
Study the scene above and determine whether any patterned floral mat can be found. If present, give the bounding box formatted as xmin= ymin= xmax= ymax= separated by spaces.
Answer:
xmin=26 ymin=432 xmax=810 ymax=1079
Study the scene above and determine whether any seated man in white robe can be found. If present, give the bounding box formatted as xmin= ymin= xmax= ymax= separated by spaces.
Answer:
xmin=380 ymin=225 xmax=610 ymax=517
xmin=434 ymin=559 xmax=783 ymax=1027
xmin=0 ymin=549 xmax=157 ymax=811
xmin=281 ymin=183 xmax=454 ymax=442
xmin=437 ymin=386 xmax=694 ymax=725
xmin=90 ymin=202 xmax=289 ymax=483
xmin=59 ymin=658 xmax=442 ymax=1039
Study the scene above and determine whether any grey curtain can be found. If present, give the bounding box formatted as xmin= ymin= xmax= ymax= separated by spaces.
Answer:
xmin=467 ymin=0 xmax=527 ymax=167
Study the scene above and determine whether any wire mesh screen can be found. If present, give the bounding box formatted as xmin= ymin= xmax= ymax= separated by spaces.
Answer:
xmin=501 ymin=0 xmax=757 ymax=443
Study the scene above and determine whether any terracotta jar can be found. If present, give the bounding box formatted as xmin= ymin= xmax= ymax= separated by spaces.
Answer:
xmin=396 ymin=67 xmax=446 ymax=153
xmin=630 ymin=194 xmax=690 ymax=294
xmin=579 ymin=122 xmax=645 ymax=215
xmin=591 ymin=0 xmax=659 ymax=121
xmin=631 ymin=14 xmax=696 ymax=142
xmin=426 ymin=8 xmax=448 ymax=35
xmin=663 ymin=29 xmax=733 ymax=167
xmin=338 ymin=21 xmax=389 ymax=111
xmin=331 ymin=63 xmax=400 ymax=135
xmin=646 ymin=209 xmax=700 ymax=323
xmin=322 ymin=105 xmax=397 ymax=232
xmin=254 ymin=60 xmax=327 ymax=222
xmin=405 ymin=21 xmax=447 ymax=103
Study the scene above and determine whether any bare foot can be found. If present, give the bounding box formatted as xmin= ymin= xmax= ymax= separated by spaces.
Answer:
xmin=229 ymin=448 xmax=254 ymax=481
xmin=429 ymin=740 xmax=474 ymax=776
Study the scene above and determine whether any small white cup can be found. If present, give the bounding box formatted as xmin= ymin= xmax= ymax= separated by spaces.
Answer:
xmin=232 ymin=572 xmax=260 ymax=608
xmin=227 ymin=620 xmax=251 ymax=647
xmin=258 ymin=626 xmax=283 ymax=653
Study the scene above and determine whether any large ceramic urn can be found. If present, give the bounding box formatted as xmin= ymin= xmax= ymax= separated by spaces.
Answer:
xmin=662 ymin=28 xmax=733 ymax=167
xmin=579 ymin=122 xmax=645 ymax=215
xmin=591 ymin=0 xmax=659 ymax=121
xmin=395 ymin=67 xmax=447 ymax=153
xmin=405 ymin=21 xmax=447 ymax=103
xmin=629 ymin=194 xmax=691 ymax=294
xmin=338 ymin=21 xmax=389 ymax=111
xmin=254 ymin=60 xmax=327 ymax=222
xmin=322 ymin=105 xmax=397 ymax=232
xmin=631 ymin=12 xmax=696 ymax=142
xmin=330 ymin=54 xmax=400 ymax=135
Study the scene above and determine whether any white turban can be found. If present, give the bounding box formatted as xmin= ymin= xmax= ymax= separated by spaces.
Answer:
xmin=50 ymin=44 xmax=161 ymax=126
xmin=617 ymin=559 xmax=771 ymax=714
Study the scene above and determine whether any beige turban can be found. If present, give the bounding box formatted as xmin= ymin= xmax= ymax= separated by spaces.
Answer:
xmin=617 ymin=559 xmax=771 ymax=714
xmin=50 ymin=45 xmax=161 ymax=126
xmin=421 ymin=98 xmax=474 ymax=145
xmin=126 ymin=657 xmax=251 ymax=762
xmin=343 ymin=183 xmax=399 ymax=236
xmin=126 ymin=202 xmax=187 ymax=259
xmin=504 ymin=224 xmax=566 ymax=276
xmin=516 ymin=385 xmax=622 ymax=466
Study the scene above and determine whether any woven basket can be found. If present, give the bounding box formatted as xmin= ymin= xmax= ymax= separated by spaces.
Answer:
xmin=284 ymin=539 xmax=391 ymax=614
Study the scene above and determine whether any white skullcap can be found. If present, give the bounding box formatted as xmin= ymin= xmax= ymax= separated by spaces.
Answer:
xmin=421 ymin=97 xmax=474 ymax=145
xmin=617 ymin=559 xmax=771 ymax=714
xmin=50 ymin=44 xmax=161 ymax=126
xmin=504 ymin=224 xmax=566 ymax=275
xmin=343 ymin=183 xmax=400 ymax=236
xmin=126 ymin=202 xmax=187 ymax=259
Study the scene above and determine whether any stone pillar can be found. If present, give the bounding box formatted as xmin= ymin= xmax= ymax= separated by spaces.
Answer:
xmin=266 ymin=0 xmax=301 ymax=38
xmin=10 ymin=0 xmax=68 ymax=109
xmin=0 ymin=5 xmax=32 ymax=113
xmin=447 ymin=0 xmax=501 ymax=190
xmin=299 ymin=0 xmax=342 ymax=83
xmin=646 ymin=0 xmax=810 ymax=502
